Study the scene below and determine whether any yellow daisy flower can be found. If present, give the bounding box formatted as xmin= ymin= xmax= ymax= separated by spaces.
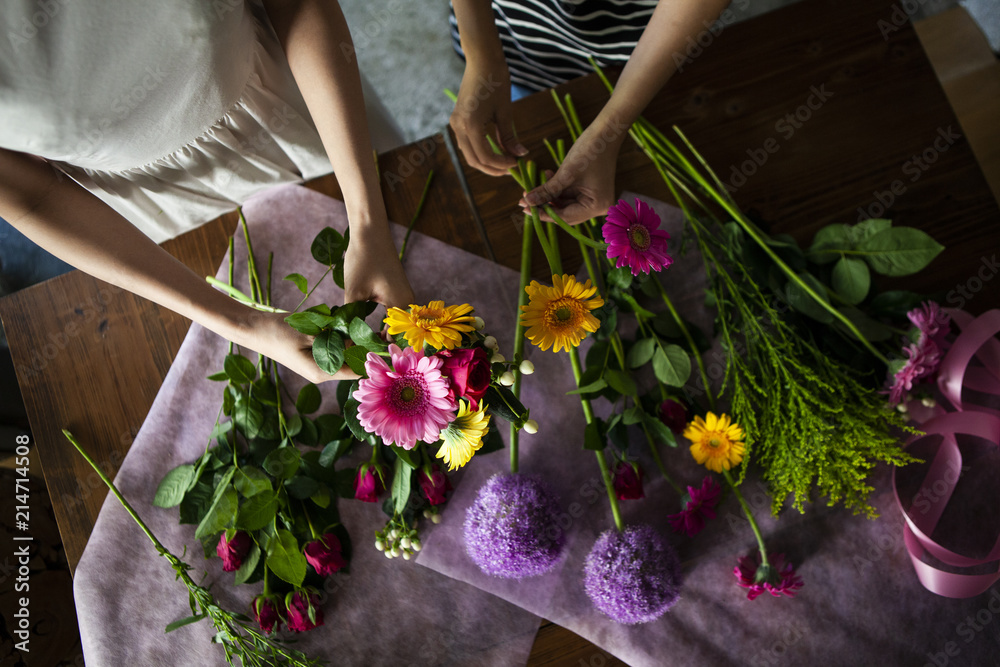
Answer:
xmin=436 ymin=400 xmax=491 ymax=471
xmin=384 ymin=301 xmax=475 ymax=350
xmin=683 ymin=412 xmax=746 ymax=473
xmin=519 ymin=274 xmax=604 ymax=353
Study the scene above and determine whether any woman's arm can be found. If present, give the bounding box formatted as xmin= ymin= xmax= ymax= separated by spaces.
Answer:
xmin=519 ymin=0 xmax=732 ymax=223
xmin=261 ymin=0 xmax=414 ymax=308
xmin=0 ymin=148 xmax=344 ymax=383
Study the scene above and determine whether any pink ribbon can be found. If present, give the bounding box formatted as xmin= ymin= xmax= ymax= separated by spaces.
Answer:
xmin=893 ymin=309 xmax=1000 ymax=598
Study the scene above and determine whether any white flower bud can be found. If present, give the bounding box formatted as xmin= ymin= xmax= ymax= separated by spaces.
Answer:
xmin=389 ymin=528 xmax=399 ymax=540
xmin=375 ymin=539 xmax=385 ymax=552
xmin=523 ymin=419 xmax=539 ymax=434
xmin=384 ymin=550 xmax=394 ymax=559
xmin=422 ymin=509 xmax=432 ymax=519
xmin=519 ymin=360 xmax=535 ymax=375
xmin=921 ymin=397 xmax=936 ymax=408
xmin=402 ymin=551 xmax=412 ymax=561
xmin=499 ymin=371 xmax=515 ymax=386
xmin=411 ymin=540 xmax=422 ymax=552
xmin=431 ymin=513 xmax=442 ymax=525
xmin=473 ymin=316 xmax=485 ymax=330
xmin=483 ymin=335 xmax=498 ymax=350
xmin=390 ymin=547 xmax=401 ymax=557
xmin=400 ymin=537 xmax=412 ymax=549
xmin=896 ymin=401 xmax=909 ymax=413
xmin=492 ymin=352 xmax=506 ymax=364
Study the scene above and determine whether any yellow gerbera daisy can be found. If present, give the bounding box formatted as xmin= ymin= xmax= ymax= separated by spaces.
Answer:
xmin=384 ymin=301 xmax=475 ymax=350
xmin=683 ymin=412 xmax=745 ymax=473
xmin=436 ymin=400 xmax=491 ymax=471
xmin=519 ymin=274 xmax=604 ymax=353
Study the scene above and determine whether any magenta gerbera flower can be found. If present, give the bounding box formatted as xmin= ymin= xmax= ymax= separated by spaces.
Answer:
xmin=907 ymin=301 xmax=951 ymax=350
xmin=886 ymin=341 xmax=942 ymax=405
xmin=734 ymin=551 xmax=803 ymax=600
xmin=668 ymin=476 xmax=721 ymax=537
xmin=603 ymin=198 xmax=673 ymax=276
xmin=353 ymin=344 xmax=456 ymax=449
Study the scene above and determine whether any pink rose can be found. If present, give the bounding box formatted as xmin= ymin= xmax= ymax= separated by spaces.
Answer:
xmin=216 ymin=530 xmax=251 ymax=572
xmin=354 ymin=464 xmax=385 ymax=503
xmin=658 ymin=399 xmax=689 ymax=435
xmin=438 ymin=346 xmax=491 ymax=410
xmin=612 ymin=462 xmax=645 ymax=500
xmin=251 ymin=595 xmax=282 ymax=635
xmin=418 ymin=463 xmax=453 ymax=506
xmin=303 ymin=533 xmax=347 ymax=576
xmin=285 ymin=591 xmax=324 ymax=633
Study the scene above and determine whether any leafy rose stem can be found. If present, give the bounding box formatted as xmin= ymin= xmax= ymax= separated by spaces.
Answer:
xmin=62 ymin=430 xmax=322 ymax=666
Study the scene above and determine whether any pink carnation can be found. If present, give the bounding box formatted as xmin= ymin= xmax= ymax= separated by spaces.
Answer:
xmin=603 ymin=198 xmax=673 ymax=276
xmin=907 ymin=301 xmax=950 ymax=350
xmin=353 ymin=345 xmax=456 ymax=449
xmin=667 ymin=476 xmax=721 ymax=537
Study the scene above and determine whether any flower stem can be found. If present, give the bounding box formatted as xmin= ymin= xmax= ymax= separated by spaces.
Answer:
xmin=653 ymin=279 xmax=715 ymax=410
xmin=723 ymin=469 xmax=769 ymax=569
xmin=398 ymin=169 xmax=435 ymax=262
xmin=510 ymin=211 xmax=535 ymax=474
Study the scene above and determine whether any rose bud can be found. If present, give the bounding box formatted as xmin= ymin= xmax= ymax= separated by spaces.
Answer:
xmin=612 ymin=461 xmax=645 ymax=500
xmin=285 ymin=590 xmax=324 ymax=633
xmin=658 ymin=398 xmax=689 ymax=435
xmin=303 ymin=533 xmax=347 ymax=576
xmin=251 ymin=595 xmax=282 ymax=635
xmin=354 ymin=463 xmax=386 ymax=503
xmin=438 ymin=346 xmax=491 ymax=410
xmin=419 ymin=463 xmax=453 ymax=506
xmin=216 ymin=530 xmax=252 ymax=572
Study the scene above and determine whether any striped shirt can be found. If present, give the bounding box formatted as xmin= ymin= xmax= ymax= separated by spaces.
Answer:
xmin=450 ymin=0 xmax=658 ymax=91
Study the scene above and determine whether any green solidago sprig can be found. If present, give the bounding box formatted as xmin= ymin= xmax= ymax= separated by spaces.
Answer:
xmin=64 ymin=430 xmax=325 ymax=667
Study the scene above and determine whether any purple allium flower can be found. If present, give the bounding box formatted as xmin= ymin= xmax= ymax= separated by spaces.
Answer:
xmin=603 ymin=198 xmax=673 ymax=276
xmin=733 ymin=551 xmax=803 ymax=601
xmin=464 ymin=473 xmax=566 ymax=579
xmin=667 ymin=476 xmax=721 ymax=537
xmin=583 ymin=524 xmax=683 ymax=624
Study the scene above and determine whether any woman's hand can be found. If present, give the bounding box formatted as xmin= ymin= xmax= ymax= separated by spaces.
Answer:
xmin=450 ymin=59 xmax=527 ymax=177
xmin=519 ymin=121 xmax=623 ymax=224
xmin=342 ymin=218 xmax=414 ymax=309
xmin=238 ymin=310 xmax=359 ymax=384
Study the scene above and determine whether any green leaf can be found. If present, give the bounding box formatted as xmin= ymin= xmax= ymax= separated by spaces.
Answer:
xmin=834 ymin=306 xmax=895 ymax=342
xmin=285 ymin=413 xmax=303 ymax=438
xmin=832 ymin=257 xmax=871 ymax=305
xmin=344 ymin=345 xmax=370 ymax=376
xmin=306 ymin=304 xmax=332 ymax=316
xmin=319 ymin=439 xmax=353 ymax=467
xmin=165 ymin=615 xmax=204 ymax=633
xmin=284 ymin=311 xmax=336 ymax=336
xmin=234 ymin=543 xmax=261 ymax=585
xmin=641 ymin=410 xmax=676 ymax=447
xmin=295 ymin=384 xmax=322 ymax=414
xmin=263 ymin=446 xmax=301 ymax=480
xmin=234 ymin=466 xmax=271 ymax=498
xmin=392 ymin=458 xmax=412 ymax=514
xmin=622 ymin=405 xmax=643 ymax=426
xmin=329 ymin=301 xmax=378 ymax=333
xmin=313 ymin=330 xmax=346 ymax=375
xmin=311 ymin=227 xmax=347 ymax=266
xmin=206 ymin=371 xmax=229 ymax=382
xmin=283 ymin=272 xmax=308 ymax=294
xmin=266 ymin=529 xmax=307 ymax=586
xmin=484 ymin=385 xmax=528 ymax=423
xmin=223 ymin=354 xmax=257 ymax=384
xmin=849 ymin=218 xmax=892 ymax=245
xmin=236 ymin=492 xmax=278 ymax=531
xmin=390 ymin=445 xmax=418 ymax=469
xmin=869 ymin=290 xmax=926 ymax=319
xmin=349 ymin=317 xmax=388 ymax=350
xmin=194 ymin=480 xmax=237 ymax=540
xmin=310 ymin=484 xmax=331 ymax=508
xmin=153 ymin=464 xmax=196 ymax=508
xmin=618 ymin=292 xmax=656 ymax=319
xmin=606 ymin=267 xmax=633 ymax=290
xmin=855 ymin=227 xmax=944 ymax=276
xmin=626 ymin=337 xmax=656 ymax=369
xmin=296 ymin=416 xmax=318 ymax=447
xmin=567 ymin=377 xmax=607 ymax=396
xmin=583 ymin=420 xmax=605 ymax=451
xmin=603 ymin=368 xmax=637 ymax=397
xmin=232 ymin=394 xmax=264 ymax=440
xmin=651 ymin=311 xmax=681 ymax=338
xmin=343 ymin=393 xmax=368 ymax=441
xmin=785 ymin=273 xmax=834 ymax=324
xmin=479 ymin=425 xmax=504 ymax=454
xmin=285 ymin=475 xmax=321 ymax=499
xmin=315 ymin=413 xmax=346 ymax=445
xmin=652 ymin=345 xmax=691 ymax=387
xmin=807 ymin=224 xmax=852 ymax=264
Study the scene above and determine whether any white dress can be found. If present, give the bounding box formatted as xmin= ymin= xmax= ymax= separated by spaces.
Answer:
xmin=0 ymin=0 xmax=403 ymax=243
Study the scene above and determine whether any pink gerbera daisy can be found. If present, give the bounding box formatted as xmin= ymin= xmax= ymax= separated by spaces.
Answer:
xmin=353 ymin=345 xmax=456 ymax=449
xmin=603 ymin=198 xmax=673 ymax=276
xmin=667 ymin=476 xmax=721 ymax=537
xmin=886 ymin=341 xmax=941 ymax=405
xmin=734 ymin=552 xmax=803 ymax=600
xmin=907 ymin=301 xmax=951 ymax=350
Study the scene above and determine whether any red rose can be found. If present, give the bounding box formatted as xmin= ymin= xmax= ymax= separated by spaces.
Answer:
xmin=438 ymin=346 xmax=491 ymax=410
xmin=354 ymin=464 xmax=385 ymax=503
xmin=303 ymin=533 xmax=347 ymax=576
xmin=285 ymin=591 xmax=324 ymax=633
xmin=216 ymin=530 xmax=251 ymax=572
xmin=658 ymin=399 xmax=689 ymax=435
xmin=251 ymin=595 xmax=282 ymax=635
xmin=612 ymin=462 xmax=645 ymax=500
xmin=418 ymin=463 xmax=453 ymax=506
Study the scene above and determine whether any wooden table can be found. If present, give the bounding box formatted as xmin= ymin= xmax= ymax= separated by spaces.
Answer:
xmin=2 ymin=0 xmax=998 ymax=664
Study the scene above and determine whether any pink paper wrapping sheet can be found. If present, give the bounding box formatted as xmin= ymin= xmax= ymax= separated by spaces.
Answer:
xmin=415 ymin=193 xmax=1000 ymax=666
xmin=73 ymin=184 xmax=541 ymax=666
